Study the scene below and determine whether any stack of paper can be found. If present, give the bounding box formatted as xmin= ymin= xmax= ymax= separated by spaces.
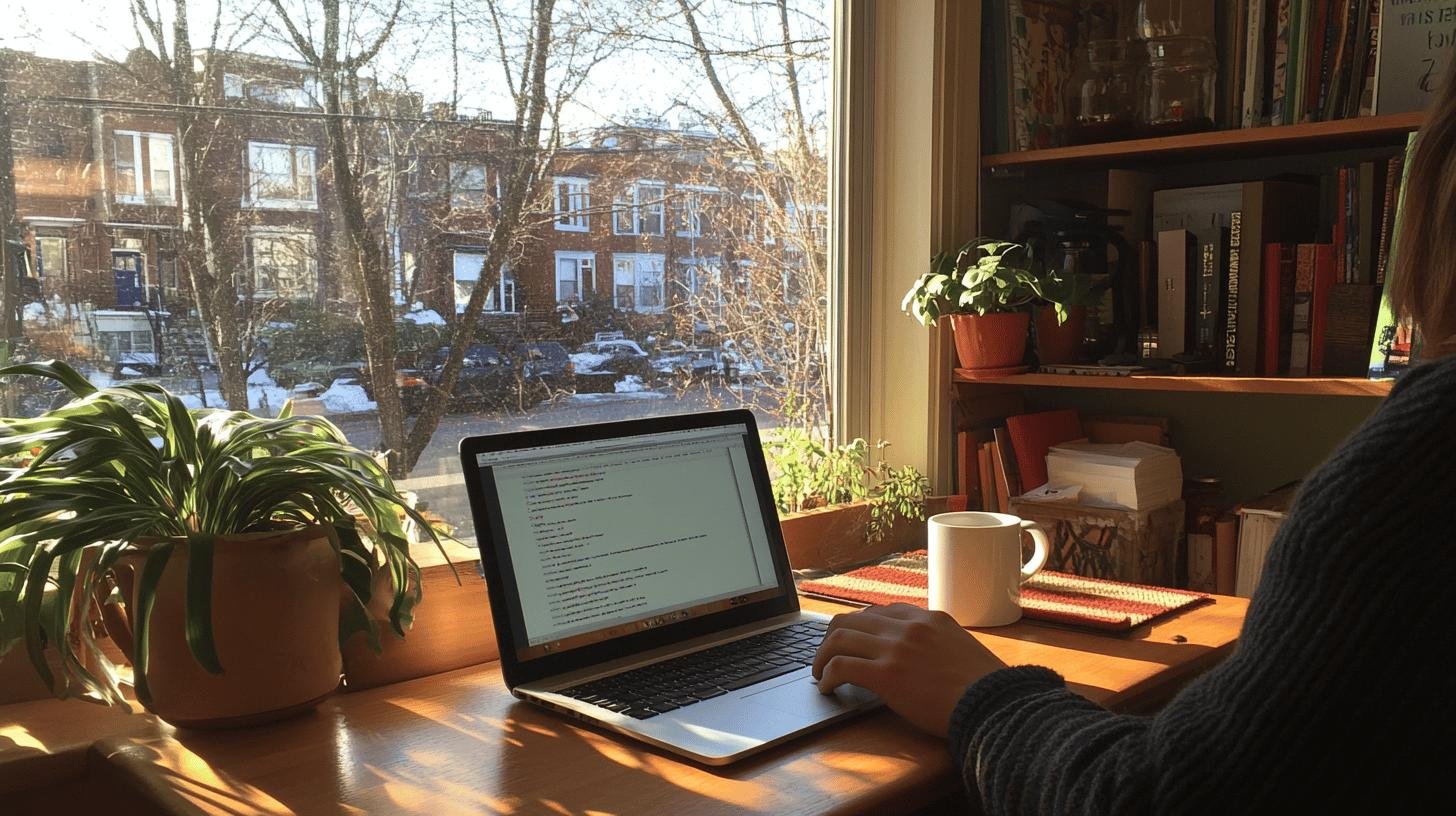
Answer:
xmin=1044 ymin=441 xmax=1184 ymax=512
xmin=1234 ymin=482 xmax=1300 ymax=598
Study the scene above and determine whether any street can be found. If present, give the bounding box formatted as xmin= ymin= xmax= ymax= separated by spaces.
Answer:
xmin=332 ymin=385 xmax=779 ymax=546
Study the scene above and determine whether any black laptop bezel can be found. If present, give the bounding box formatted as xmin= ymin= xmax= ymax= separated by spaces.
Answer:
xmin=458 ymin=409 xmax=800 ymax=690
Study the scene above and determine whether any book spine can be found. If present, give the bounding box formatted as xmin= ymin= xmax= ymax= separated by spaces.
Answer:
xmin=1335 ymin=0 xmax=1365 ymax=117
xmin=1158 ymin=229 xmax=1193 ymax=358
xmin=1375 ymin=152 xmax=1403 ymax=284
xmin=1262 ymin=242 xmax=1285 ymax=374
xmin=1315 ymin=0 xmax=1338 ymax=119
xmin=1228 ymin=0 xmax=1250 ymax=128
xmin=1346 ymin=0 xmax=1375 ymax=119
xmin=1290 ymin=0 xmax=1308 ymax=124
xmin=1244 ymin=0 xmax=1269 ymax=127
xmin=1215 ymin=515 xmax=1239 ymax=596
xmin=1289 ymin=244 xmax=1318 ymax=376
xmin=1324 ymin=283 xmax=1380 ymax=375
xmin=1357 ymin=0 xmax=1380 ymax=116
xmin=1195 ymin=236 xmax=1219 ymax=357
xmin=1334 ymin=166 xmax=1348 ymax=281
xmin=1310 ymin=244 xmax=1337 ymax=373
xmin=1225 ymin=211 xmax=1243 ymax=373
xmin=1355 ymin=160 xmax=1381 ymax=284
xmin=1271 ymin=0 xmax=1294 ymax=125
xmin=1008 ymin=0 xmax=1032 ymax=152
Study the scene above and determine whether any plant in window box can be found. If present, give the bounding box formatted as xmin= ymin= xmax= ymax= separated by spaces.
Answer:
xmin=902 ymin=239 xmax=1061 ymax=374
xmin=766 ymin=422 xmax=931 ymax=572
xmin=0 ymin=361 xmax=449 ymax=728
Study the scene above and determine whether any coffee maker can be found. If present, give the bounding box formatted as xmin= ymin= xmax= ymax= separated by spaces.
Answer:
xmin=1010 ymin=199 xmax=1139 ymax=361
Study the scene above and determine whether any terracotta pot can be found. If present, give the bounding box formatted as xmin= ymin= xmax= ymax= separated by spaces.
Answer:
xmin=1034 ymin=305 xmax=1087 ymax=365
xmin=949 ymin=312 xmax=1030 ymax=371
xmin=104 ymin=525 xmax=342 ymax=729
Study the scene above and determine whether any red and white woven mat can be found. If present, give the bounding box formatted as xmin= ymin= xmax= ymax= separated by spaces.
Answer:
xmin=797 ymin=550 xmax=1210 ymax=633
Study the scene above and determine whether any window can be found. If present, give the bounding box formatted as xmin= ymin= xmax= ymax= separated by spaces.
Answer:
xmin=556 ymin=251 xmax=594 ymax=303
xmin=450 ymin=163 xmax=489 ymax=208
xmin=113 ymin=131 xmax=175 ymax=204
xmin=453 ymin=250 xmax=516 ymax=313
xmin=35 ymin=236 xmax=66 ymax=279
xmin=553 ymin=177 xmax=590 ymax=231
xmin=679 ymin=259 xmax=723 ymax=306
xmin=246 ymin=231 xmax=317 ymax=299
xmin=674 ymin=186 xmax=716 ymax=237
xmin=613 ymin=181 xmax=665 ymax=235
xmin=613 ymin=253 xmax=664 ymax=313
xmin=246 ymin=142 xmax=317 ymax=209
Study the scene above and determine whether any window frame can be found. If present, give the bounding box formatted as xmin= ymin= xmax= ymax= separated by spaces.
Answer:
xmin=612 ymin=252 xmax=665 ymax=314
xmin=244 ymin=229 xmax=319 ymax=300
xmin=449 ymin=162 xmax=489 ymax=209
xmin=555 ymin=250 xmax=595 ymax=304
xmin=553 ymin=176 xmax=591 ymax=232
xmin=453 ymin=249 xmax=517 ymax=314
xmin=673 ymin=185 xmax=718 ymax=238
xmin=245 ymin=141 xmax=319 ymax=210
xmin=35 ymin=236 xmax=67 ymax=279
xmin=112 ymin=130 xmax=176 ymax=205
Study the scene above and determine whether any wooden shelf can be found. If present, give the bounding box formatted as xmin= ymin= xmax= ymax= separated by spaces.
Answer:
xmin=982 ymin=112 xmax=1424 ymax=171
xmin=953 ymin=371 xmax=1394 ymax=397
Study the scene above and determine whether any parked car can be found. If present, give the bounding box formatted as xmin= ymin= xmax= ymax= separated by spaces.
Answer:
xmin=512 ymin=341 xmax=575 ymax=398
xmin=652 ymin=342 xmax=726 ymax=385
xmin=572 ymin=336 xmax=654 ymax=393
xmin=112 ymin=352 xmax=163 ymax=379
xmin=422 ymin=344 xmax=523 ymax=411
xmin=272 ymin=358 xmax=367 ymax=390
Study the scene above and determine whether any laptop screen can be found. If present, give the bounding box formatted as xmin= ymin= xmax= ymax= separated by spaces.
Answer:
xmin=473 ymin=421 xmax=783 ymax=663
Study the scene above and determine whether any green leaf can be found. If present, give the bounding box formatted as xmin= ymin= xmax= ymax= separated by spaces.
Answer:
xmin=184 ymin=535 xmax=224 ymax=675
xmin=132 ymin=541 xmax=175 ymax=706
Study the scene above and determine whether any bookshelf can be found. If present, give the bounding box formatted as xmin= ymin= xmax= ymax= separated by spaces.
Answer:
xmin=983 ymin=113 xmax=1425 ymax=171
xmin=952 ymin=371 xmax=1393 ymax=398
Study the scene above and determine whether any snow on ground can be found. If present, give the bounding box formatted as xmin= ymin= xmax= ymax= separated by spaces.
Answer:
xmin=570 ymin=351 xmax=613 ymax=371
xmin=319 ymin=380 xmax=378 ymax=414
xmin=571 ymin=390 xmax=669 ymax=403
xmin=614 ymin=375 xmax=647 ymax=393
xmin=402 ymin=307 xmax=446 ymax=326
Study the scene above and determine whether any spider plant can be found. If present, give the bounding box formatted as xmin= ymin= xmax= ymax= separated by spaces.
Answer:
xmin=0 ymin=360 xmax=449 ymax=706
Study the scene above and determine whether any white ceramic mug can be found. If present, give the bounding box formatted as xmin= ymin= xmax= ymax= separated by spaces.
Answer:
xmin=927 ymin=511 xmax=1050 ymax=627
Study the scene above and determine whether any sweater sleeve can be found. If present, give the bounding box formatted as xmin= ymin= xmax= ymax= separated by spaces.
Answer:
xmin=946 ymin=357 xmax=1456 ymax=815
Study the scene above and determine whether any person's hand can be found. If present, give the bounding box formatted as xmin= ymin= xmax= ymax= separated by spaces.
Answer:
xmin=811 ymin=603 xmax=1008 ymax=737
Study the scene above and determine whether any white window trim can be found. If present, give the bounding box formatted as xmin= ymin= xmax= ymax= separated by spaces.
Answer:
xmin=449 ymin=162 xmax=489 ymax=209
xmin=555 ymin=250 xmax=595 ymax=303
xmin=453 ymin=249 xmax=517 ymax=313
xmin=113 ymin=130 xmax=176 ymax=206
xmin=614 ymin=180 xmax=666 ymax=236
xmin=553 ymin=176 xmax=590 ymax=232
xmin=245 ymin=141 xmax=319 ymax=211
xmin=611 ymin=252 xmax=665 ymax=314
xmin=245 ymin=227 xmax=318 ymax=300
xmin=674 ymin=186 xmax=715 ymax=238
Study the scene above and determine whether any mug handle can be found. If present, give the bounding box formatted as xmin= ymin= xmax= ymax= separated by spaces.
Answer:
xmin=1019 ymin=521 xmax=1049 ymax=582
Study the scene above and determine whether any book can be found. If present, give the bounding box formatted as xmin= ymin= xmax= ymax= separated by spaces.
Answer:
xmin=1157 ymin=229 xmax=1196 ymax=357
xmin=1309 ymin=244 xmax=1337 ymax=374
xmin=1374 ymin=0 xmax=1450 ymax=115
xmin=1236 ymin=181 xmax=1320 ymax=375
xmin=993 ymin=427 xmax=1022 ymax=504
xmin=1323 ymin=283 xmax=1380 ymax=375
xmin=1345 ymin=0 xmax=1377 ymax=119
xmin=1224 ymin=211 xmax=1244 ymax=373
xmin=1235 ymin=482 xmax=1300 ymax=597
xmin=1263 ymin=242 xmax=1298 ymax=374
xmin=1193 ymin=226 xmax=1230 ymax=360
xmin=1243 ymin=0 xmax=1271 ymax=127
xmin=1375 ymin=152 xmax=1404 ymax=285
xmin=1215 ymin=514 xmax=1239 ymax=596
xmin=1354 ymin=160 xmax=1385 ymax=285
xmin=1271 ymin=0 xmax=1295 ymax=124
xmin=1288 ymin=244 xmax=1319 ymax=376
xmin=978 ymin=441 xmax=995 ymax=512
xmin=1312 ymin=0 xmax=1337 ymax=120
xmin=1045 ymin=441 xmax=1184 ymax=513
xmin=1369 ymin=133 xmax=1420 ymax=379
xmin=1005 ymin=409 xmax=1084 ymax=491
xmin=1357 ymin=0 xmax=1381 ymax=116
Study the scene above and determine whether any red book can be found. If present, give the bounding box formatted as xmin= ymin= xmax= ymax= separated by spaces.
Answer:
xmin=1004 ymin=409 xmax=1084 ymax=491
xmin=1262 ymin=243 xmax=1285 ymax=375
xmin=1310 ymin=244 xmax=1337 ymax=374
xmin=1334 ymin=167 xmax=1348 ymax=282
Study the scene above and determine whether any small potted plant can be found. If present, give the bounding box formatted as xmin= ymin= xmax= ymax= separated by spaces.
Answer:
xmin=0 ymin=361 xmax=447 ymax=728
xmin=1031 ymin=267 xmax=1095 ymax=365
xmin=902 ymin=239 xmax=1059 ymax=374
xmin=766 ymin=427 xmax=930 ymax=571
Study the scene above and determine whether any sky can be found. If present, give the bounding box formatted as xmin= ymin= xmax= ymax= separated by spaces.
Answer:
xmin=5 ymin=0 xmax=831 ymax=142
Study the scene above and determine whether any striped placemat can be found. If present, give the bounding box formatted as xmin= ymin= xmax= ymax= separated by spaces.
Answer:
xmin=797 ymin=551 xmax=1211 ymax=633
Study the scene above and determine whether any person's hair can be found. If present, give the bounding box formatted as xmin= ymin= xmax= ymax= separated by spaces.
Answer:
xmin=1392 ymin=60 xmax=1456 ymax=355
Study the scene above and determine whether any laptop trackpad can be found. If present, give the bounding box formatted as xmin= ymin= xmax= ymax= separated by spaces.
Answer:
xmin=742 ymin=675 xmax=879 ymax=720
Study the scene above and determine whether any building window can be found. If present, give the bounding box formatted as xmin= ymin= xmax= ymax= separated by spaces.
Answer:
xmin=246 ymin=142 xmax=318 ymax=209
xmin=553 ymin=176 xmax=590 ymax=232
xmin=555 ymin=251 xmax=595 ymax=303
xmin=612 ymin=253 xmax=664 ymax=313
xmin=613 ymin=181 xmax=665 ymax=236
xmin=113 ymin=131 xmax=175 ymax=205
xmin=674 ymin=186 xmax=716 ymax=238
xmin=35 ymin=236 xmax=67 ymax=279
xmin=679 ymin=259 xmax=723 ymax=306
xmin=453 ymin=250 xmax=516 ymax=313
xmin=450 ymin=163 xmax=489 ymax=208
xmin=246 ymin=231 xmax=317 ymax=299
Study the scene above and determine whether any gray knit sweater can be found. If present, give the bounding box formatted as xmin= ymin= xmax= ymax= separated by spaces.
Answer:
xmin=947 ymin=354 xmax=1456 ymax=813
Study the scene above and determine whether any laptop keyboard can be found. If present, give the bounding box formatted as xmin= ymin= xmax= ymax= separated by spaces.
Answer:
xmin=557 ymin=620 xmax=829 ymax=720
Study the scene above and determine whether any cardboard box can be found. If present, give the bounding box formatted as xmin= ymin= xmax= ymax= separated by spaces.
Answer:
xmin=1008 ymin=497 xmax=1184 ymax=587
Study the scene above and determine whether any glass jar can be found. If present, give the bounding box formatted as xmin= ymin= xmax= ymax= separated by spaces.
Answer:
xmin=1143 ymin=36 xmax=1217 ymax=135
xmin=1069 ymin=39 xmax=1142 ymax=145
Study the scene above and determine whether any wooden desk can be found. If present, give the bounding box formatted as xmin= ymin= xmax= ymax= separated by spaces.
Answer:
xmin=2 ymin=595 xmax=1247 ymax=815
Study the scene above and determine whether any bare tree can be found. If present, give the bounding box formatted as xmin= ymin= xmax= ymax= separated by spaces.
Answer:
xmin=128 ymin=0 xmax=266 ymax=410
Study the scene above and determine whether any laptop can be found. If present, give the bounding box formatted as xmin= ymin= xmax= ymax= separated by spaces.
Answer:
xmin=459 ymin=409 xmax=880 ymax=765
